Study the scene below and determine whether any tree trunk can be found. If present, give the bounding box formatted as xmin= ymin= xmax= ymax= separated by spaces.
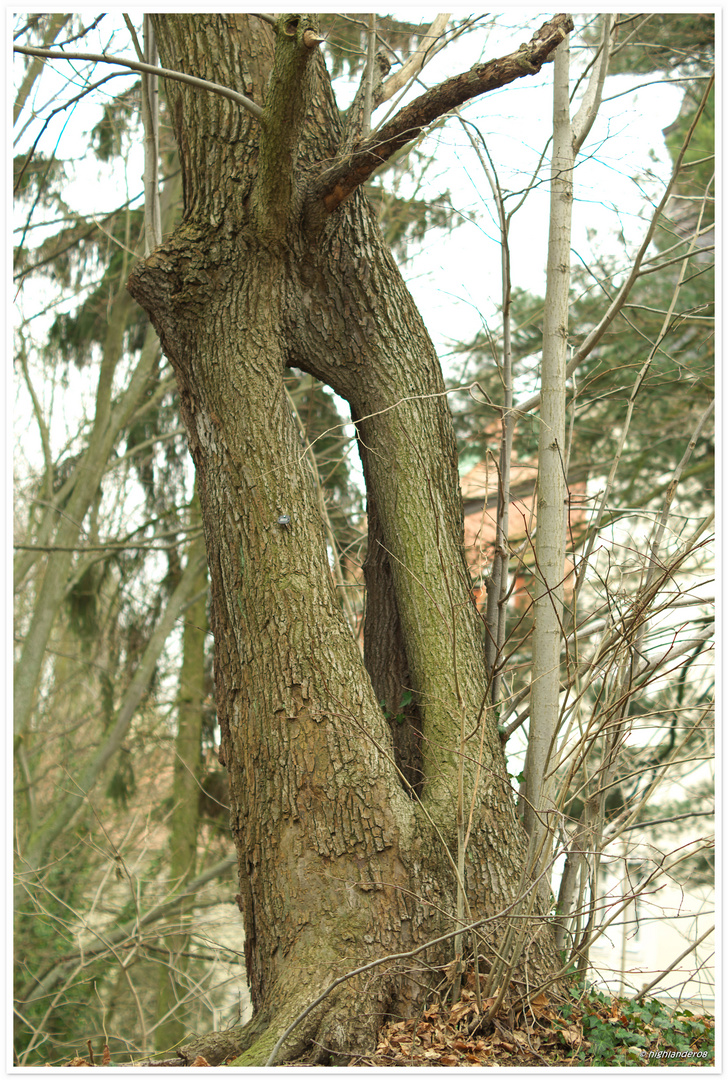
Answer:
xmin=521 ymin=36 xmax=571 ymax=847
xmin=154 ymin=488 xmax=208 ymax=1051
xmin=521 ymin=15 xmax=613 ymax=851
xmin=127 ymin=13 xmax=562 ymax=1064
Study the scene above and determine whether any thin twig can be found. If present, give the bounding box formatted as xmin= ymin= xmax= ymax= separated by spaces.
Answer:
xmin=13 ymin=45 xmax=264 ymax=121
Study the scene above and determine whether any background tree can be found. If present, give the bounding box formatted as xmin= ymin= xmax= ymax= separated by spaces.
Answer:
xmin=13 ymin=22 xmax=240 ymax=1060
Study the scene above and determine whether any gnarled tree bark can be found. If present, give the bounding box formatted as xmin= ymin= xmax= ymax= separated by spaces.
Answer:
xmin=127 ymin=12 xmax=570 ymax=1065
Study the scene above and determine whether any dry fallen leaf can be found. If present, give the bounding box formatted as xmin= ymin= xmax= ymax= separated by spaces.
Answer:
xmin=561 ymin=1024 xmax=582 ymax=1047
xmin=450 ymin=999 xmax=476 ymax=1023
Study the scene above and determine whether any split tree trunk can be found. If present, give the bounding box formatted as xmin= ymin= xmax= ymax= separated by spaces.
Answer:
xmin=127 ymin=13 xmax=565 ymax=1064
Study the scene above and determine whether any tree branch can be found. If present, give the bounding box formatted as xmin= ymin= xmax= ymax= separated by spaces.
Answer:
xmin=13 ymin=44 xmax=264 ymax=121
xmin=371 ymin=17 xmax=491 ymax=143
xmin=252 ymin=14 xmax=325 ymax=244
xmin=631 ymin=924 xmax=714 ymax=1002
xmin=377 ymin=13 xmax=452 ymax=107
xmin=13 ymin=14 xmax=72 ymax=126
xmin=315 ymin=14 xmax=573 ymax=214
xmin=361 ymin=13 xmax=377 ymax=138
xmin=571 ymin=14 xmax=614 ymax=155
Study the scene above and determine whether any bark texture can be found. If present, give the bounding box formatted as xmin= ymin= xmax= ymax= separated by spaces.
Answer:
xmin=127 ymin=13 xmax=564 ymax=1064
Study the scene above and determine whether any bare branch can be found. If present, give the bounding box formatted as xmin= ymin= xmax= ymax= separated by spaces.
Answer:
xmin=13 ymin=44 xmax=264 ymax=121
xmin=13 ymin=14 xmax=72 ymax=126
xmin=18 ymin=549 xmax=207 ymax=872
xmin=631 ymin=925 xmax=714 ymax=1001
xmin=377 ymin=13 xmax=452 ymax=106
xmin=314 ymin=14 xmax=573 ymax=215
xmin=571 ymin=14 xmax=614 ymax=154
xmin=142 ymin=17 xmax=162 ymax=253
xmin=361 ymin=13 xmax=377 ymax=138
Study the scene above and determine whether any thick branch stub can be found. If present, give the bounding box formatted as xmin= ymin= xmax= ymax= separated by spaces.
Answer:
xmin=315 ymin=13 xmax=573 ymax=214
xmin=252 ymin=13 xmax=323 ymax=243
xmin=303 ymin=28 xmax=325 ymax=48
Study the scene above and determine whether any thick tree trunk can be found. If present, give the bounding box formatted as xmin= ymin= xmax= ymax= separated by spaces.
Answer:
xmin=127 ymin=13 xmax=561 ymax=1064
